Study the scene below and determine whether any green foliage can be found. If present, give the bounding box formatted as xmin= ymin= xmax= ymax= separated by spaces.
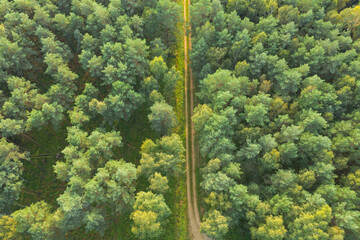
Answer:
xmin=191 ymin=2 xmax=360 ymax=234
xmin=200 ymin=210 xmax=229 ymax=239
xmin=148 ymin=101 xmax=177 ymax=136
xmin=51 ymin=125 xmax=139 ymax=235
xmin=0 ymin=0 xmax=186 ymax=239
xmin=101 ymin=81 xmax=144 ymax=122
xmin=144 ymin=0 xmax=181 ymax=47
xmin=245 ymin=103 xmax=269 ymax=127
xmin=288 ymin=204 xmax=332 ymax=240
xmin=138 ymin=134 xmax=185 ymax=178
xmin=140 ymin=77 xmax=159 ymax=97
xmin=84 ymin=160 xmax=137 ymax=214
xmin=131 ymin=191 xmax=171 ymax=239
xmin=0 ymin=119 xmax=24 ymax=138
xmin=148 ymin=172 xmax=169 ymax=194
xmin=150 ymin=56 xmax=168 ymax=81
xmin=0 ymin=215 xmax=19 ymax=240
xmin=3 ymin=0 xmax=360 ymax=239
xmin=11 ymin=201 xmax=58 ymax=240
xmin=251 ymin=215 xmax=287 ymax=240
xmin=0 ymin=138 xmax=26 ymax=213
xmin=131 ymin=210 xmax=161 ymax=239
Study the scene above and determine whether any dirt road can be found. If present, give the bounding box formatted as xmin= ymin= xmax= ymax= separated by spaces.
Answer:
xmin=184 ymin=0 xmax=208 ymax=239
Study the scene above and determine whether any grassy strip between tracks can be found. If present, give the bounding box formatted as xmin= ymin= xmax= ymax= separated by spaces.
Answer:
xmin=170 ymin=0 xmax=189 ymax=239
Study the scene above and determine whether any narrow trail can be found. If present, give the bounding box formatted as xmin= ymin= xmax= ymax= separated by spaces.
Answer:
xmin=184 ymin=0 xmax=208 ymax=239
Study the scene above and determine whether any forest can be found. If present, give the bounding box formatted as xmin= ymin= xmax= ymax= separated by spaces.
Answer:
xmin=0 ymin=0 xmax=360 ymax=240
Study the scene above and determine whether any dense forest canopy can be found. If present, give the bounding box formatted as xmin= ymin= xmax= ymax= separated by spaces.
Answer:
xmin=1 ymin=0 xmax=360 ymax=239
xmin=190 ymin=0 xmax=360 ymax=239
xmin=0 ymin=0 xmax=185 ymax=239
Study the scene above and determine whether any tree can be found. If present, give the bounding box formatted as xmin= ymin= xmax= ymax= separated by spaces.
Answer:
xmin=261 ymin=149 xmax=281 ymax=170
xmin=277 ymin=5 xmax=299 ymax=25
xmin=148 ymin=172 xmax=169 ymax=194
xmin=230 ymin=184 xmax=260 ymax=217
xmin=316 ymin=184 xmax=360 ymax=235
xmin=123 ymin=38 xmax=149 ymax=84
xmin=46 ymin=84 xmax=75 ymax=108
xmin=3 ymin=76 xmax=43 ymax=120
xmin=83 ymin=210 xmax=106 ymax=235
xmin=55 ymin=157 xmax=136 ymax=234
xmin=144 ymin=0 xmax=181 ymax=47
xmin=0 ymin=119 xmax=24 ymax=137
xmin=245 ymin=104 xmax=269 ymax=127
xmin=190 ymin=0 xmax=214 ymax=30
xmin=299 ymin=109 xmax=328 ymax=135
xmin=42 ymin=103 xmax=64 ymax=129
xmin=84 ymin=160 xmax=137 ymax=214
xmin=192 ymin=104 xmax=213 ymax=131
xmin=148 ymin=101 xmax=177 ymax=135
xmin=338 ymin=6 xmax=360 ymax=38
xmin=198 ymin=69 xmax=250 ymax=104
xmin=234 ymin=60 xmax=250 ymax=77
xmin=150 ymin=56 xmax=168 ymax=82
xmin=56 ymin=191 xmax=84 ymax=232
xmin=201 ymin=171 xmax=236 ymax=194
xmin=131 ymin=191 xmax=170 ymax=239
xmin=269 ymin=194 xmax=293 ymax=216
xmin=275 ymin=67 xmax=308 ymax=96
xmin=200 ymin=210 xmax=229 ymax=239
xmin=4 ymin=0 xmax=360 ymax=238
xmin=0 ymin=138 xmax=27 ymax=213
xmin=278 ymin=125 xmax=302 ymax=143
xmin=298 ymin=169 xmax=316 ymax=189
xmin=149 ymin=90 xmax=165 ymax=103
xmin=193 ymin=107 xmax=237 ymax=161
xmin=101 ymin=81 xmax=144 ymax=122
xmin=298 ymin=133 xmax=332 ymax=163
xmin=345 ymin=169 xmax=360 ymax=190
xmin=26 ymin=110 xmax=45 ymax=130
xmin=43 ymin=53 xmax=78 ymax=90
xmin=238 ymin=139 xmax=262 ymax=161
xmin=131 ymin=210 xmax=161 ymax=239
xmin=0 ymin=215 xmax=19 ymax=240
xmin=0 ymin=37 xmax=30 ymax=79
xmin=11 ymin=201 xmax=58 ymax=240
xmin=227 ymin=0 xmax=250 ymax=16
xmin=74 ymin=83 xmax=99 ymax=113
xmin=251 ymin=215 xmax=287 ymax=240
xmin=138 ymin=134 xmax=185 ymax=177
xmin=68 ymin=108 xmax=90 ymax=126
xmin=182 ymin=1 xmax=360 ymax=238
xmin=269 ymin=169 xmax=298 ymax=194
xmin=190 ymin=38 xmax=209 ymax=79
xmin=69 ymin=162 xmax=136 ymax=234
xmin=53 ymin=123 xmax=139 ymax=235
xmin=140 ymin=77 xmax=159 ymax=97
xmin=149 ymin=38 xmax=169 ymax=61
xmin=87 ymin=55 xmax=104 ymax=78
xmin=287 ymin=205 xmax=332 ymax=240
xmin=163 ymin=66 xmax=181 ymax=101
xmin=79 ymin=50 xmax=95 ymax=71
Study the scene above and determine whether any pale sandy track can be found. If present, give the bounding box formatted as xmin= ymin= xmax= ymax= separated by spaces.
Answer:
xmin=184 ymin=0 xmax=208 ymax=239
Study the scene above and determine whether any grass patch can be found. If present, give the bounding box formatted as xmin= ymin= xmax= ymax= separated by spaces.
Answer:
xmin=17 ymin=124 xmax=67 ymax=209
xmin=169 ymin=0 xmax=189 ymax=239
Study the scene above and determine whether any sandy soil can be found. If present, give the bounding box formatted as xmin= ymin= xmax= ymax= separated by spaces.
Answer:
xmin=184 ymin=0 xmax=209 ymax=239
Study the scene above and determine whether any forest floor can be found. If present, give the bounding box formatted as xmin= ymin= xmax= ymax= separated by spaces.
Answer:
xmin=184 ymin=0 xmax=208 ymax=239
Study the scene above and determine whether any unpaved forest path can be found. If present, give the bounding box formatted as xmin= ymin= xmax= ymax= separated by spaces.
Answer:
xmin=184 ymin=0 xmax=208 ymax=239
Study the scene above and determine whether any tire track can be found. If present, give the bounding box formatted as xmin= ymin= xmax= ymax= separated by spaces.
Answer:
xmin=184 ymin=0 xmax=208 ymax=239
